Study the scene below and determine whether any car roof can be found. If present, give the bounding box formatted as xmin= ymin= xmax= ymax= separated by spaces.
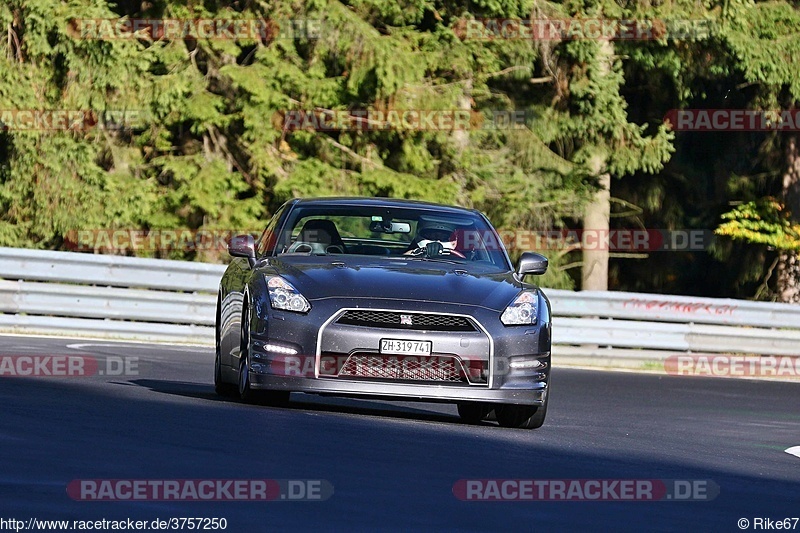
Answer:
xmin=289 ymin=197 xmax=482 ymax=216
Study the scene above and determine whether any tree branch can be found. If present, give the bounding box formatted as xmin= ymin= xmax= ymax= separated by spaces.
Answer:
xmin=755 ymin=255 xmax=780 ymax=300
xmin=483 ymin=65 xmax=530 ymax=79
xmin=321 ymin=136 xmax=381 ymax=169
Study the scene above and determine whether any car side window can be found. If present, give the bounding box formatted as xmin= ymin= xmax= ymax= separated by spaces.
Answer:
xmin=256 ymin=207 xmax=285 ymax=258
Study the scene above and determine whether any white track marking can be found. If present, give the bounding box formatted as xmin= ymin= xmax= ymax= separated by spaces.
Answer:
xmin=66 ymin=343 xmax=208 ymax=352
xmin=0 ymin=332 xmax=211 ymax=348
xmin=785 ymin=446 xmax=800 ymax=459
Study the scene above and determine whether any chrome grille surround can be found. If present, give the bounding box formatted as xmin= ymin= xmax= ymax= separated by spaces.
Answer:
xmin=314 ymin=307 xmax=495 ymax=389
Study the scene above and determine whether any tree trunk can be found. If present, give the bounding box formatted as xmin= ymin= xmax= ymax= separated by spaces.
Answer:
xmin=453 ymin=78 xmax=472 ymax=153
xmin=778 ymin=134 xmax=800 ymax=303
xmin=581 ymin=40 xmax=614 ymax=291
xmin=452 ymin=78 xmax=472 ymax=207
xmin=581 ymin=157 xmax=611 ymax=290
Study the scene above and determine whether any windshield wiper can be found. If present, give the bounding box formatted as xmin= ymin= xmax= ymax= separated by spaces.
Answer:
xmin=404 ymin=256 xmax=464 ymax=265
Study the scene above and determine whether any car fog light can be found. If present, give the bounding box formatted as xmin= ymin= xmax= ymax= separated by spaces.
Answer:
xmin=265 ymin=343 xmax=299 ymax=355
xmin=509 ymin=358 xmax=543 ymax=370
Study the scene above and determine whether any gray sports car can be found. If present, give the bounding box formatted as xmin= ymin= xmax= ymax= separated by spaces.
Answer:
xmin=215 ymin=197 xmax=551 ymax=429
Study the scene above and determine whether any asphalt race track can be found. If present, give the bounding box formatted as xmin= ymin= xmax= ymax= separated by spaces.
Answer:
xmin=0 ymin=335 xmax=798 ymax=531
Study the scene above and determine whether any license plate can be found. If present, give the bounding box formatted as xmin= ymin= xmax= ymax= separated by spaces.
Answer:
xmin=380 ymin=339 xmax=432 ymax=356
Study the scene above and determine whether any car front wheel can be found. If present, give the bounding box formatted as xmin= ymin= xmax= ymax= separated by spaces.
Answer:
xmin=496 ymin=395 xmax=548 ymax=429
xmin=237 ymin=350 xmax=257 ymax=402
xmin=214 ymin=350 xmax=235 ymax=396
xmin=456 ymin=402 xmax=493 ymax=424
xmin=237 ymin=304 xmax=260 ymax=403
xmin=214 ymin=299 xmax=236 ymax=396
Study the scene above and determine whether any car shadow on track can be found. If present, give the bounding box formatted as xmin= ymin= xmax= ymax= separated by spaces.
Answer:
xmin=129 ymin=378 xmax=498 ymax=428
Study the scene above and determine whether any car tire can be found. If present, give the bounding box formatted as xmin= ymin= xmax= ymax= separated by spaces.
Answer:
xmin=496 ymin=397 xmax=548 ymax=429
xmin=238 ymin=303 xmax=260 ymax=403
xmin=214 ymin=297 xmax=237 ymax=397
xmin=456 ymin=401 xmax=493 ymax=424
xmin=237 ymin=350 xmax=258 ymax=403
xmin=214 ymin=350 xmax=236 ymax=396
xmin=238 ymin=355 xmax=290 ymax=406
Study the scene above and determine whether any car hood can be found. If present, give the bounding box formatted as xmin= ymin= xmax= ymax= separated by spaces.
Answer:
xmin=260 ymin=256 xmax=528 ymax=311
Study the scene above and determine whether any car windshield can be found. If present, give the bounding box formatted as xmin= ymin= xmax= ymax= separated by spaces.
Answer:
xmin=271 ymin=204 xmax=511 ymax=271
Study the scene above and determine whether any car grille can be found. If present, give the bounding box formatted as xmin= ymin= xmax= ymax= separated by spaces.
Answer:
xmin=337 ymin=353 xmax=467 ymax=383
xmin=336 ymin=310 xmax=476 ymax=332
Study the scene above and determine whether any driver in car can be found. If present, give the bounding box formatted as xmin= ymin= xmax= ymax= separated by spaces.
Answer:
xmin=404 ymin=221 xmax=466 ymax=258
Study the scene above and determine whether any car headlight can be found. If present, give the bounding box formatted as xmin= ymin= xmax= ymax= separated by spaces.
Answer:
xmin=266 ymin=276 xmax=311 ymax=313
xmin=500 ymin=291 xmax=537 ymax=325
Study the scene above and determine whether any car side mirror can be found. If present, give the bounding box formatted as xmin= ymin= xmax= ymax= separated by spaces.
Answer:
xmin=229 ymin=234 xmax=256 ymax=267
xmin=517 ymin=252 xmax=548 ymax=276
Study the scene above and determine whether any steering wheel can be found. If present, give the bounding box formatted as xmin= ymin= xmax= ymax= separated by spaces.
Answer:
xmin=406 ymin=241 xmax=467 ymax=258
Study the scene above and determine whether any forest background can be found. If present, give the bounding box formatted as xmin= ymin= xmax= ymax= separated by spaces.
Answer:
xmin=2 ymin=0 xmax=800 ymax=301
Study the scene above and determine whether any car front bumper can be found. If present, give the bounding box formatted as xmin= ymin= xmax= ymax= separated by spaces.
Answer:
xmin=247 ymin=297 xmax=551 ymax=406
xmin=248 ymin=372 xmax=547 ymax=405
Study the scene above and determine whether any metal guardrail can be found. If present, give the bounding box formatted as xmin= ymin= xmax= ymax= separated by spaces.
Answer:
xmin=1 ymin=247 xmax=798 ymax=364
xmin=0 ymin=280 xmax=215 ymax=325
xmin=0 ymin=247 xmax=224 ymax=292
xmin=0 ymin=247 xmax=223 ymax=343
